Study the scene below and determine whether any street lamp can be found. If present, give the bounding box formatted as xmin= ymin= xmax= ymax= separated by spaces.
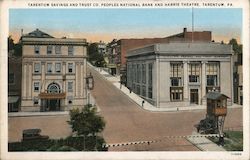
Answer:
xmin=86 ymin=72 xmax=94 ymax=90
xmin=86 ymin=72 xmax=94 ymax=105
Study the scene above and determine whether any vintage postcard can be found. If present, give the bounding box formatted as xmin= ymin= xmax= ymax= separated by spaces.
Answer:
xmin=0 ymin=0 xmax=249 ymax=159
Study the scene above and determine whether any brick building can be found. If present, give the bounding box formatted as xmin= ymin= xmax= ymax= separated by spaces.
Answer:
xmin=106 ymin=28 xmax=212 ymax=76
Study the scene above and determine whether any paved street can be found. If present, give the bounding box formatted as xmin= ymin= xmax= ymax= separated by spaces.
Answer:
xmin=88 ymin=67 xmax=243 ymax=151
xmin=8 ymin=67 xmax=243 ymax=151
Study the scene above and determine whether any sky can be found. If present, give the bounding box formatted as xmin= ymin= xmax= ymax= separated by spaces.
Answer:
xmin=9 ymin=8 xmax=242 ymax=43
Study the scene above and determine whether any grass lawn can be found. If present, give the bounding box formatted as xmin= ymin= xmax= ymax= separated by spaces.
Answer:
xmin=209 ymin=131 xmax=243 ymax=151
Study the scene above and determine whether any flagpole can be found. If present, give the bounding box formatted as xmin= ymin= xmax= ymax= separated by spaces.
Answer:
xmin=192 ymin=7 xmax=194 ymax=43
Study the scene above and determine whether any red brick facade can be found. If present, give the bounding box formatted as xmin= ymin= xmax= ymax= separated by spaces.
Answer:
xmin=116 ymin=28 xmax=212 ymax=68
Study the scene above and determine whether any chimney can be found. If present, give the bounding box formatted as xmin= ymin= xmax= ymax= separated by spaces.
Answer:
xmin=21 ymin=29 xmax=23 ymax=36
xmin=183 ymin=28 xmax=187 ymax=33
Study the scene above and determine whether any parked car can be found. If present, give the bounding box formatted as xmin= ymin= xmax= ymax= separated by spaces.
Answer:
xmin=22 ymin=129 xmax=49 ymax=141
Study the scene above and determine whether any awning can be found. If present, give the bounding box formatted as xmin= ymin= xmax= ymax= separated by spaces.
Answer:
xmin=8 ymin=96 xmax=19 ymax=103
xmin=39 ymin=92 xmax=66 ymax=99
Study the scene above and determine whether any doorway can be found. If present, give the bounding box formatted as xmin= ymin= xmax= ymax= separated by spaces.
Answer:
xmin=190 ymin=89 xmax=199 ymax=104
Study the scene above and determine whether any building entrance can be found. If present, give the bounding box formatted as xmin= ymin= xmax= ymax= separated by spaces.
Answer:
xmin=190 ymin=89 xmax=199 ymax=104
xmin=40 ymin=82 xmax=64 ymax=111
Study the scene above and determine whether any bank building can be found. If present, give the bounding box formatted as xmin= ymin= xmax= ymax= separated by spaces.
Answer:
xmin=21 ymin=29 xmax=87 ymax=111
xmin=126 ymin=42 xmax=233 ymax=108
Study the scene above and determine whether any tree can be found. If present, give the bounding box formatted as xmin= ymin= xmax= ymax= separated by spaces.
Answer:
xmin=229 ymin=38 xmax=242 ymax=54
xmin=87 ymin=43 xmax=106 ymax=67
xmin=68 ymin=104 xmax=105 ymax=137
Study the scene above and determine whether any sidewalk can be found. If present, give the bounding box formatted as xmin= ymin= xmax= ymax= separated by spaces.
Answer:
xmin=89 ymin=63 xmax=242 ymax=112
xmin=186 ymin=132 xmax=226 ymax=151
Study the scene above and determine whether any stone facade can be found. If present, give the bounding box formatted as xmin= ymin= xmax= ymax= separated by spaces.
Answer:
xmin=127 ymin=42 xmax=233 ymax=108
xmin=21 ymin=29 xmax=88 ymax=111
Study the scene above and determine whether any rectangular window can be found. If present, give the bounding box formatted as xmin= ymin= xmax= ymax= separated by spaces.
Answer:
xmin=142 ymin=64 xmax=146 ymax=84
xmin=170 ymin=87 xmax=183 ymax=101
xmin=136 ymin=85 xmax=140 ymax=95
xmin=33 ymin=97 xmax=39 ymax=105
xmin=148 ymin=63 xmax=153 ymax=99
xmin=68 ymin=82 xmax=73 ymax=92
xmin=136 ymin=64 xmax=141 ymax=83
xmin=170 ymin=63 xmax=183 ymax=86
xmin=34 ymin=46 xmax=40 ymax=54
xmin=206 ymin=63 xmax=219 ymax=86
xmin=68 ymin=46 xmax=74 ymax=55
xmin=68 ymin=63 xmax=73 ymax=73
xmin=142 ymin=85 xmax=146 ymax=97
xmin=189 ymin=63 xmax=200 ymax=83
xmin=47 ymin=45 xmax=53 ymax=54
xmin=47 ymin=63 xmax=52 ymax=73
xmin=34 ymin=63 xmax=40 ymax=73
xmin=55 ymin=63 xmax=61 ymax=73
xmin=8 ymin=73 xmax=15 ymax=84
xmin=55 ymin=46 xmax=61 ymax=54
xmin=34 ymin=82 xmax=40 ymax=92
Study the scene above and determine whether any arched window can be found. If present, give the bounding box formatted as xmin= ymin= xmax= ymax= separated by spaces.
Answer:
xmin=47 ymin=83 xmax=60 ymax=93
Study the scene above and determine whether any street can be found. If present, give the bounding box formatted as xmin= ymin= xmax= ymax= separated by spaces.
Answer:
xmin=88 ymin=67 xmax=242 ymax=151
xmin=8 ymin=67 xmax=243 ymax=151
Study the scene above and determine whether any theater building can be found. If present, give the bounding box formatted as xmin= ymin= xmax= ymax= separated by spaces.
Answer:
xmin=21 ymin=29 xmax=87 ymax=111
xmin=126 ymin=42 xmax=233 ymax=108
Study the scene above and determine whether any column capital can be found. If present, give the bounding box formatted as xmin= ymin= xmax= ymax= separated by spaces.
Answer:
xmin=41 ymin=61 xmax=46 ymax=65
xmin=63 ymin=61 xmax=67 ymax=65
xmin=202 ymin=61 xmax=208 ymax=64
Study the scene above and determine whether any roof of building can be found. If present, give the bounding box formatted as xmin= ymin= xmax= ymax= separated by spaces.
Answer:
xmin=22 ymin=29 xmax=54 ymax=38
xmin=127 ymin=42 xmax=232 ymax=57
xmin=206 ymin=92 xmax=229 ymax=100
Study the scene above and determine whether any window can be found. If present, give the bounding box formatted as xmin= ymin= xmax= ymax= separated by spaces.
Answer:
xmin=136 ymin=85 xmax=140 ymax=95
xmin=34 ymin=46 xmax=40 ymax=54
xmin=34 ymin=63 xmax=40 ymax=73
xmin=68 ymin=46 xmax=74 ymax=55
xmin=148 ymin=63 xmax=153 ymax=99
xmin=132 ymin=64 xmax=136 ymax=83
xmin=68 ymin=63 xmax=73 ymax=73
xmin=170 ymin=88 xmax=183 ymax=101
xmin=142 ymin=64 xmax=146 ymax=84
xmin=47 ymin=63 xmax=53 ymax=73
xmin=170 ymin=63 xmax=183 ymax=86
xmin=47 ymin=45 xmax=52 ymax=54
xmin=136 ymin=64 xmax=141 ymax=83
xmin=33 ymin=97 xmax=39 ymax=105
xmin=8 ymin=73 xmax=14 ymax=84
xmin=142 ymin=86 xmax=146 ymax=97
xmin=34 ymin=82 xmax=40 ymax=92
xmin=189 ymin=63 xmax=200 ymax=83
xmin=206 ymin=63 xmax=219 ymax=86
xmin=68 ymin=82 xmax=73 ymax=92
xmin=55 ymin=46 xmax=61 ymax=54
xmin=55 ymin=63 xmax=61 ymax=73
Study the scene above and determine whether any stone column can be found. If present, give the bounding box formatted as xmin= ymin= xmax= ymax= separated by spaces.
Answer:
xmin=75 ymin=62 xmax=79 ymax=97
xmin=22 ymin=63 xmax=27 ymax=99
xmin=41 ymin=61 xmax=45 ymax=92
xmin=28 ymin=63 xmax=32 ymax=99
xmin=201 ymin=61 xmax=207 ymax=104
xmin=80 ymin=62 xmax=84 ymax=97
xmin=63 ymin=62 xmax=66 ymax=92
xmin=183 ymin=61 xmax=189 ymax=102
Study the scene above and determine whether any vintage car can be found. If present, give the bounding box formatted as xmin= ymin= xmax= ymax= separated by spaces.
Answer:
xmin=22 ymin=129 xmax=49 ymax=141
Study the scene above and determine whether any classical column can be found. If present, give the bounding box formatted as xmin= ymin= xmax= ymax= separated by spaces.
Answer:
xmin=201 ymin=61 xmax=207 ymax=104
xmin=80 ymin=62 xmax=84 ymax=97
xmin=41 ymin=61 xmax=45 ymax=92
xmin=62 ymin=62 xmax=66 ymax=93
xmin=183 ymin=61 xmax=189 ymax=101
xmin=22 ymin=63 xmax=27 ymax=99
xmin=75 ymin=62 xmax=79 ymax=97
xmin=28 ymin=63 xmax=32 ymax=99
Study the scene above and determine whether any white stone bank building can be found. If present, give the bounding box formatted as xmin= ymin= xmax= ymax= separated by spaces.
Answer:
xmin=21 ymin=29 xmax=88 ymax=111
xmin=126 ymin=42 xmax=233 ymax=108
